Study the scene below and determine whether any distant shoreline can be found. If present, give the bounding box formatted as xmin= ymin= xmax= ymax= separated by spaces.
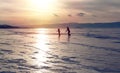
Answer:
xmin=0 ymin=22 xmax=120 ymax=29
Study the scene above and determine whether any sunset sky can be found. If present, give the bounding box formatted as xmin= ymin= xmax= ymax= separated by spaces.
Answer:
xmin=0 ymin=0 xmax=120 ymax=26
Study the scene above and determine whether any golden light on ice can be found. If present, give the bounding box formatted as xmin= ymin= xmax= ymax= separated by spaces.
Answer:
xmin=33 ymin=29 xmax=50 ymax=66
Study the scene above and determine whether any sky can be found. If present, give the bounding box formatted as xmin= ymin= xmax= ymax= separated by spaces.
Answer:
xmin=0 ymin=0 xmax=120 ymax=26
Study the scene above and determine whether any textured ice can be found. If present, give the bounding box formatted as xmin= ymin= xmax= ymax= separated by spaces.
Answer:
xmin=0 ymin=28 xmax=120 ymax=73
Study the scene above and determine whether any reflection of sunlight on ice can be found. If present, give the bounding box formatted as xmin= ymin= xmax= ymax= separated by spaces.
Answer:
xmin=33 ymin=28 xmax=50 ymax=66
xmin=36 ymin=33 xmax=49 ymax=51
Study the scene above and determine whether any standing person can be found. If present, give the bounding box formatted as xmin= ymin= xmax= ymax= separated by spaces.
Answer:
xmin=58 ymin=28 xmax=61 ymax=36
xmin=66 ymin=27 xmax=71 ymax=36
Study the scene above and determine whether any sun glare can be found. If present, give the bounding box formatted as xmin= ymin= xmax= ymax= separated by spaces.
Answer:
xmin=28 ymin=0 xmax=58 ymax=24
xmin=30 ymin=0 xmax=57 ymax=13
xmin=33 ymin=29 xmax=50 ymax=66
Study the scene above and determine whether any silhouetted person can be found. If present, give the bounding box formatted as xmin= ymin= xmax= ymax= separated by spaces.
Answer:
xmin=66 ymin=27 xmax=71 ymax=36
xmin=58 ymin=28 xmax=61 ymax=36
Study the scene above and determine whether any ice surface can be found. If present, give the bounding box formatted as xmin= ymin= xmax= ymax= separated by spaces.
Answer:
xmin=0 ymin=28 xmax=120 ymax=73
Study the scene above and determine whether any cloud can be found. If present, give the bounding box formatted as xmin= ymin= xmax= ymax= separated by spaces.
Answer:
xmin=60 ymin=0 xmax=120 ymax=22
xmin=62 ymin=0 xmax=120 ymax=14
xmin=0 ymin=7 xmax=17 ymax=13
xmin=0 ymin=0 xmax=120 ymax=24
xmin=68 ymin=14 xmax=72 ymax=17
xmin=63 ymin=0 xmax=120 ymax=9
xmin=77 ymin=13 xmax=85 ymax=17
xmin=0 ymin=0 xmax=29 ymax=11
xmin=53 ymin=14 xmax=59 ymax=17
xmin=92 ymin=15 xmax=97 ymax=17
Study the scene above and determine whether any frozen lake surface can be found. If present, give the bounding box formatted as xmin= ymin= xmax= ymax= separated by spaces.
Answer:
xmin=0 ymin=28 xmax=120 ymax=73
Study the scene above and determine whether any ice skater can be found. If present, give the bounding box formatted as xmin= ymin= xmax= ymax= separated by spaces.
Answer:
xmin=58 ymin=28 xmax=61 ymax=36
xmin=66 ymin=27 xmax=71 ymax=36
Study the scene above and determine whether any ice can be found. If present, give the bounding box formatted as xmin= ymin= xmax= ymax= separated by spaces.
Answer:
xmin=0 ymin=28 xmax=120 ymax=73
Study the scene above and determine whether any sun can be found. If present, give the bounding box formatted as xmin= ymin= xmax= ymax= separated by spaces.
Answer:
xmin=30 ymin=0 xmax=57 ymax=13
xmin=28 ymin=0 xmax=59 ymax=24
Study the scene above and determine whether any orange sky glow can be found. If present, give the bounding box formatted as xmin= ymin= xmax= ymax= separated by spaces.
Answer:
xmin=0 ymin=0 xmax=120 ymax=26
